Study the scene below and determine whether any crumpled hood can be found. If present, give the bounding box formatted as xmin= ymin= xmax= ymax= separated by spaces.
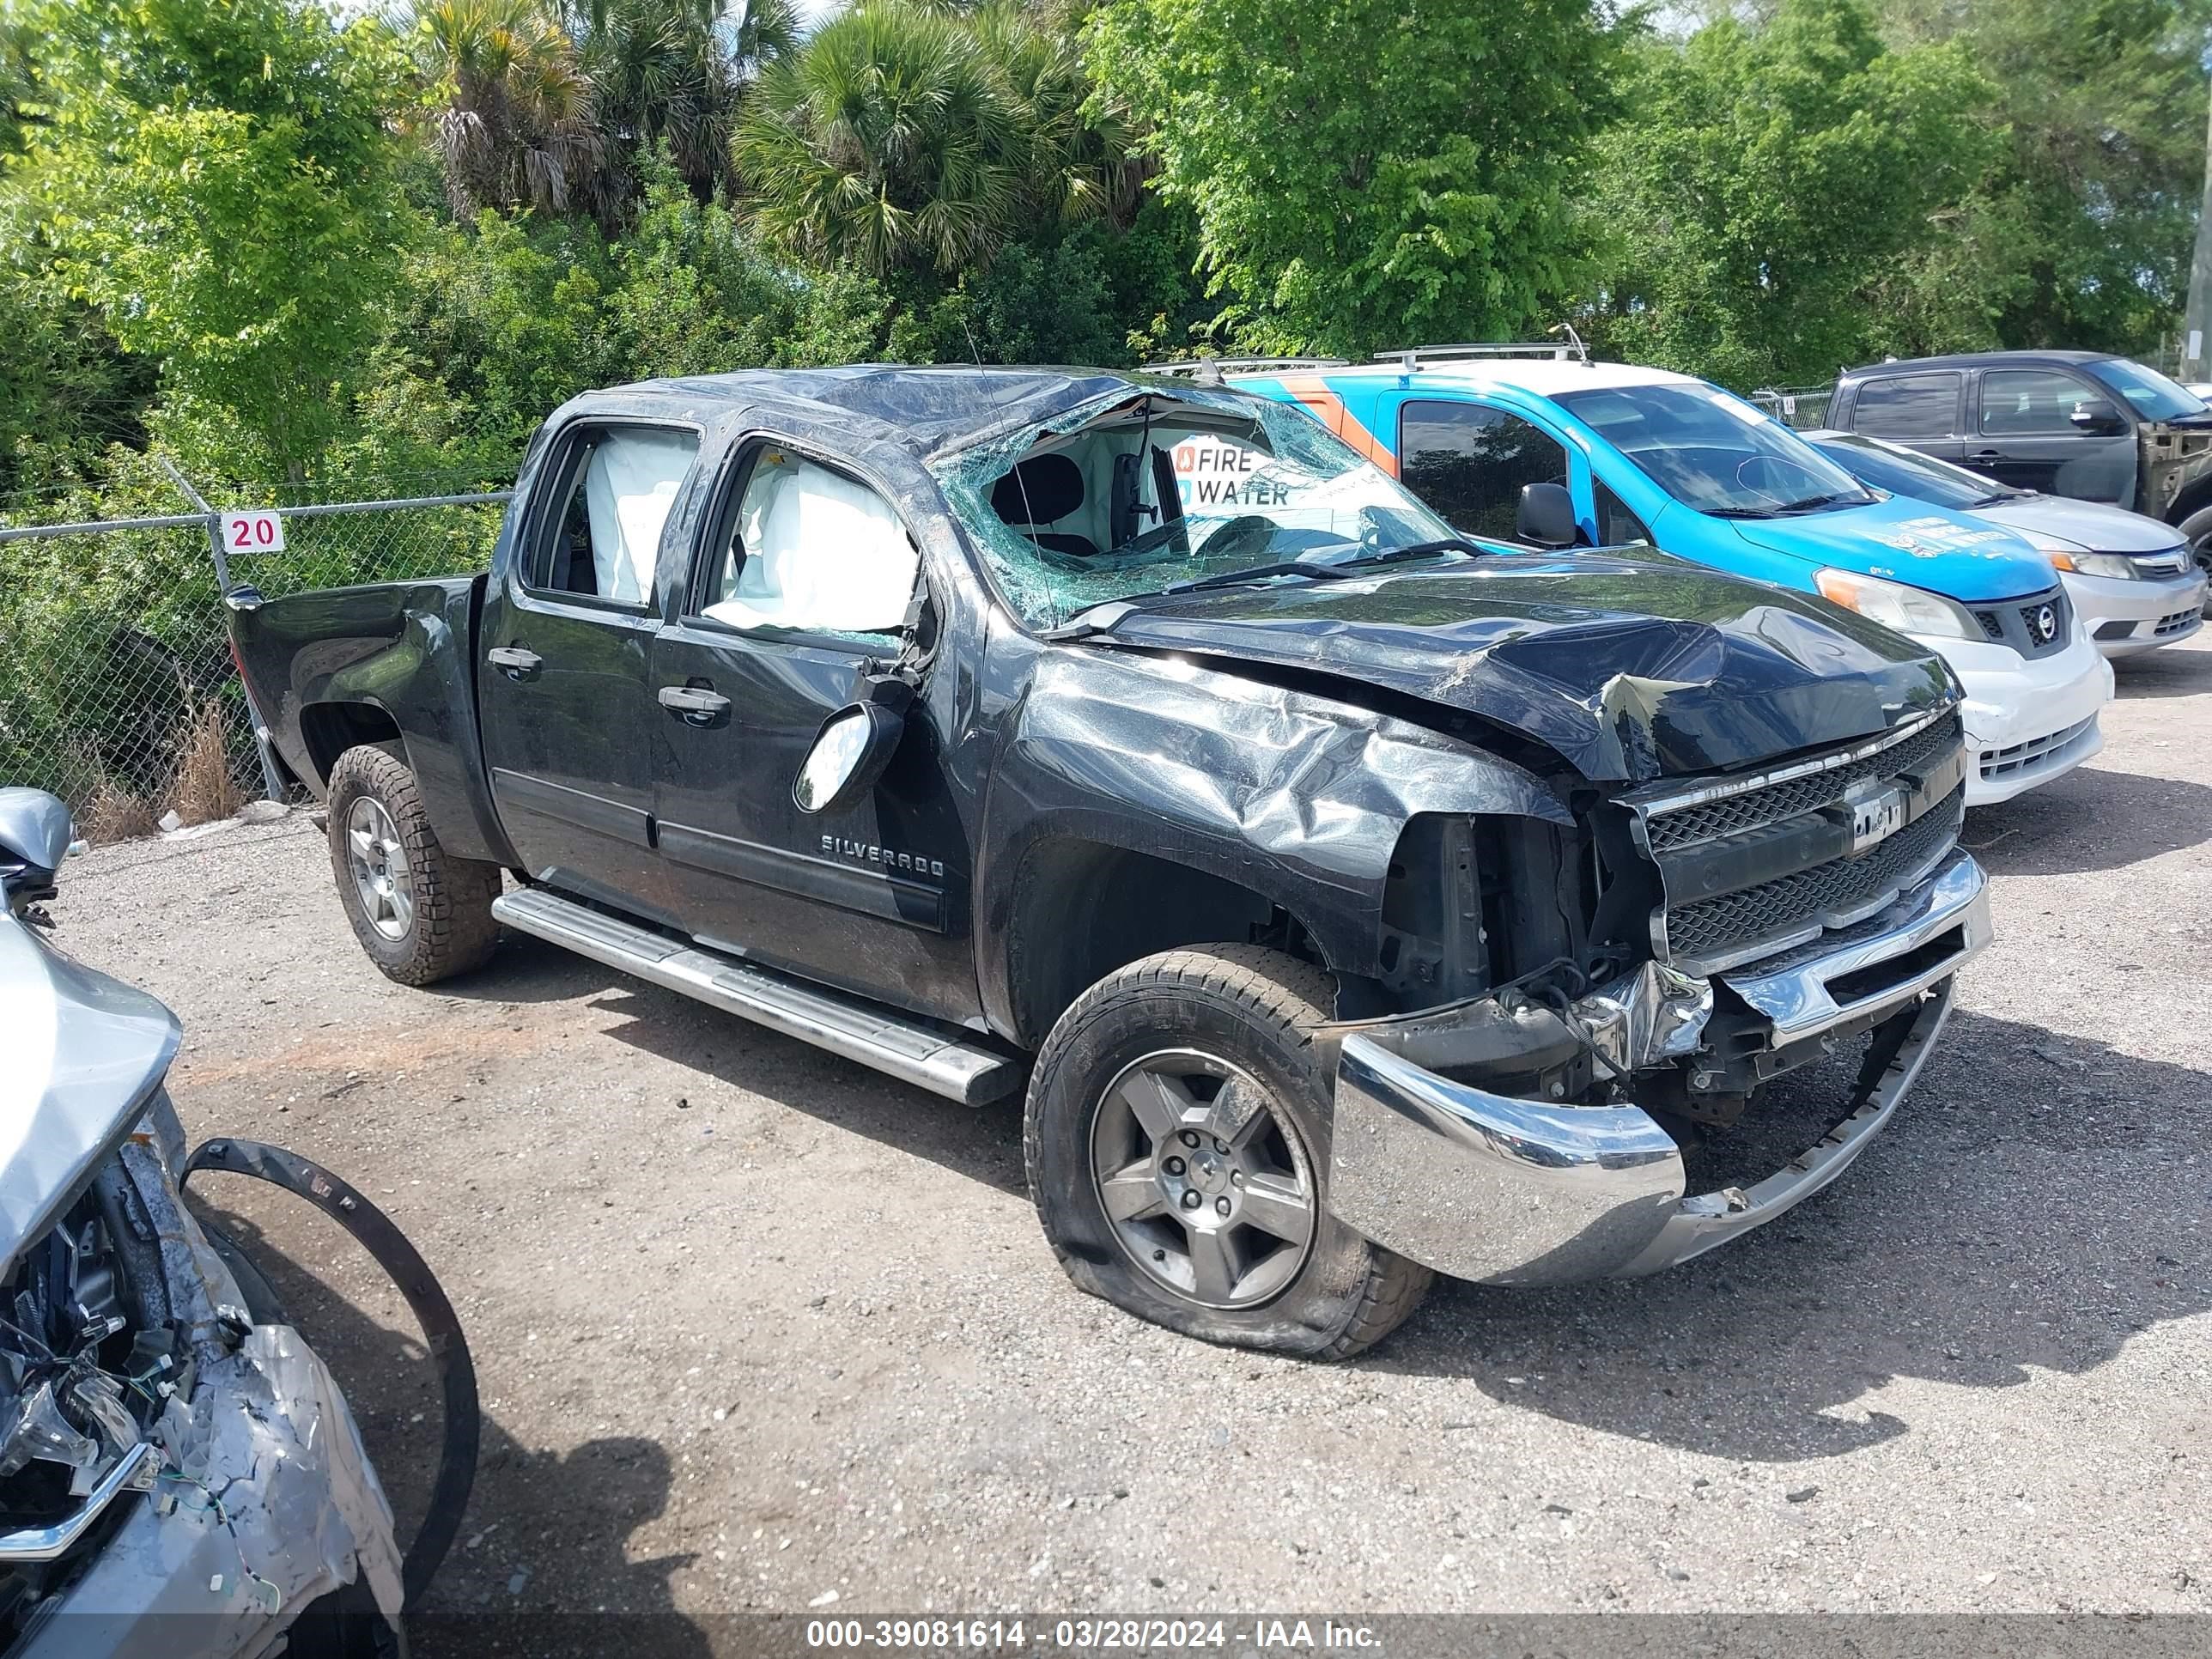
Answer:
xmin=0 ymin=915 xmax=180 ymax=1276
xmin=1725 ymin=497 xmax=2056 ymax=602
xmin=1075 ymin=549 xmax=1955 ymax=781
xmin=1970 ymin=494 xmax=2188 ymax=556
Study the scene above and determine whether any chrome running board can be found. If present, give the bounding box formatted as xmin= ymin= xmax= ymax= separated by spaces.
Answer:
xmin=491 ymin=887 xmax=1022 ymax=1106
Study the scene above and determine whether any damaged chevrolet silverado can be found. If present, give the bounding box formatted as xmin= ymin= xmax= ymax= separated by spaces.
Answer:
xmin=0 ymin=786 xmax=475 ymax=1653
xmin=228 ymin=368 xmax=1992 ymax=1357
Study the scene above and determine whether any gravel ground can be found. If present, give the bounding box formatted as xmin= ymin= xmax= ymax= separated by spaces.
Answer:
xmin=51 ymin=635 xmax=2212 ymax=1644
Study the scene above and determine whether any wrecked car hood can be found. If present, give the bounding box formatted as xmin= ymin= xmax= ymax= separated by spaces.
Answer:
xmin=0 ymin=916 xmax=179 ymax=1277
xmin=1068 ymin=550 xmax=1955 ymax=782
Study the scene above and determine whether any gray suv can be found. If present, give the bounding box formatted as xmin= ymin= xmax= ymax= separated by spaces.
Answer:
xmin=1831 ymin=350 xmax=2212 ymax=576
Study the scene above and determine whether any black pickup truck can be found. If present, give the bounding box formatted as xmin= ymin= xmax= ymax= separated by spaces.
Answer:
xmin=229 ymin=367 xmax=1991 ymax=1357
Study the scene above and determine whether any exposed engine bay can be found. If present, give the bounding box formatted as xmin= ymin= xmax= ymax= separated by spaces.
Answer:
xmin=0 ymin=1101 xmax=471 ymax=1657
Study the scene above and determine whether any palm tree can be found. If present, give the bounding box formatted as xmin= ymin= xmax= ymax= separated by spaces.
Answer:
xmin=733 ymin=2 xmax=1024 ymax=278
xmin=973 ymin=3 xmax=1142 ymax=232
xmin=402 ymin=0 xmax=609 ymax=222
xmin=566 ymin=0 xmax=799 ymax=204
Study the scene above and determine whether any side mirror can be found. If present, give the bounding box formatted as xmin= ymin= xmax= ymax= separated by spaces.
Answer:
xmin=0 ymin=787 xmax=74 ymax=875
xmin=1516 ymin=482 xmax=1579 ymax=550
xmin=2069 ymin=399 xmax=2126 ymax=434
xmin=793 ymin=701 xmax=906 ymax=816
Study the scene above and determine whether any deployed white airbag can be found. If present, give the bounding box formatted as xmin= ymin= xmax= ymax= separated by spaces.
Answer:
xmin=706 ymin=454 xmax=917 ymax=633
xmin=585 ymin=429 xmax=694 ymax=602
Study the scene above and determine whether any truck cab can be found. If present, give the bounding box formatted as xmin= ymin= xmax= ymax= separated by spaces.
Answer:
xmin=1831 ymin=349 xmax=2212 ymax=580
xmin=1215 ymin=349 xmax=2115 ymax=805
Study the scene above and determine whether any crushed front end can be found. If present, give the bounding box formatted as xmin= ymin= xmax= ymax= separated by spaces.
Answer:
xmin=1328 ymin=704 xmax=1990 ymax=1285
xmin=0 ymin=1094 xmax=404 ymax=1657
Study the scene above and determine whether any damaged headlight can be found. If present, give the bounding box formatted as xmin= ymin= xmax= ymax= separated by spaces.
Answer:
xmin=0 ymin=1192 xmax=164 ymax=1517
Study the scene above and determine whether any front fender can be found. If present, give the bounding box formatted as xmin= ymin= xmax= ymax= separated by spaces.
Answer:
xmin=974 ymin=647 xmax=1571 ymax=1037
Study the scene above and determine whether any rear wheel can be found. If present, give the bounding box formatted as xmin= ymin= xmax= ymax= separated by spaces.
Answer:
xmin=326 ymin=744 xmax=500 ymax=986
xmin=1024 ymin=945 xmax=1431 ymax=1358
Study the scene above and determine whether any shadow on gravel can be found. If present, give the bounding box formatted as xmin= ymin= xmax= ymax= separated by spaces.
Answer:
xmin=1370 ymin=1009 xmax=2210 ymax=1463
xmin=1961 ymin=766 xmax=2212 ymax=875
xmin=589 ymin=982 xmax=1034 ymax=1198
xmin=187 ymin=1203 xmax=710 ymax=1657
xmin=2109 ymin=640 xmax=2212 ymax=699
xmin=432 ymin=928 xmax=632 ymax=1005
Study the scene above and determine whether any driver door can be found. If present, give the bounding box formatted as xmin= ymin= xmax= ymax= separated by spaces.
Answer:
xmin=648 ymin=439 xmax=978 ymax=1024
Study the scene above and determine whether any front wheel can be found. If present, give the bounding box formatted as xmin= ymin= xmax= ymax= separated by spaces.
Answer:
xmin=326 ymin=744 xmax=500 ymax=986
xmin=1024 ymin=945 xmax=1431 ymax=1358
xmin=2179 ymin=504 xmax=2212 ymax=582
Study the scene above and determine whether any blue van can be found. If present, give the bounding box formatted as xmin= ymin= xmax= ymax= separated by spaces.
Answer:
xmin=1207 ymin=351 xmax=2112 ymax=805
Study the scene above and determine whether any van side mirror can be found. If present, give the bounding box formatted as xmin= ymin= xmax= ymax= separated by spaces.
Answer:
xmin=1516 ymin=482 xmax=1579 ymax=550
xmin=2069 ymin=398 xmax=2126 ymax=435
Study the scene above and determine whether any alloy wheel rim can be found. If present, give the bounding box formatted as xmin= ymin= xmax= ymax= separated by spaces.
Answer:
xmin=1088 ymin=1048 xmax=1318 ymax=1310
xmin=346 ymin=797 xmax=413 ymax=940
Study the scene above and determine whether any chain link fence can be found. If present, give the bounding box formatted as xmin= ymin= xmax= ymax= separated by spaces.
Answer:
xmin=0 ymin=470 xmax=509 ymax=841
xmin=1747 ymin=386 xmax=1836 ymax=429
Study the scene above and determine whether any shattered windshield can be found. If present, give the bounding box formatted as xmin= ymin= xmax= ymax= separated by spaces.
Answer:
xmin=934 ymin=391 xmax=1462 ymax=629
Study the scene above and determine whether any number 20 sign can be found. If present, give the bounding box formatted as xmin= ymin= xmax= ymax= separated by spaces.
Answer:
xmin=222 ymin=508 xmax=285 ymax=555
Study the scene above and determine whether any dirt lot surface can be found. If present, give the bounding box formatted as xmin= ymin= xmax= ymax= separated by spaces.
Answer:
xmin=54 ymin=635 xmax=2212 ymax=1644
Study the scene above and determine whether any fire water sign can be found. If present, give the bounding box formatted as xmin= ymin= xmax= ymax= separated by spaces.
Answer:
xmin=1172 ymin=439 xmax=1291 ymax=508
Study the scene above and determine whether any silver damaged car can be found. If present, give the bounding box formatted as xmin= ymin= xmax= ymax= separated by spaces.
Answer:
xmin=0 ymin=786 xmax=462 ymax=1656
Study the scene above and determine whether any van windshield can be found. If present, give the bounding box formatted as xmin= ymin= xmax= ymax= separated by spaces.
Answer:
xmin=1553 ymin=383 xmax=1875 ymax=518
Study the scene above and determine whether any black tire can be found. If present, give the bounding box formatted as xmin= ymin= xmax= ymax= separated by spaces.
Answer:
xmin=283 ymin=1577 xmax=409 ymax=1659
xmin=2179 ymin=505 xmax=2212 ymax=581
xmin=326 ymin=744 xmax=500 ymax=986
xmin=1024 ymin=944 xmax=1431 ymax=1358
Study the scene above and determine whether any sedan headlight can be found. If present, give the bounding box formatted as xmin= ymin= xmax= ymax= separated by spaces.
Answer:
xmin=1814 ymin=568 xmax=1982 ymax=640
xmin=2046 ymin=550 xmax=2140 ymax=580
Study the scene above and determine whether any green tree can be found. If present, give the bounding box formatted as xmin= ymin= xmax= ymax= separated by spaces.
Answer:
xmin=1874 ymin=0 xmax=2212 ymax=358
xmin=568 ymin=0 xmax=798 ymax=205
xmin=404 ymin=0 xmax=608 ymax=223
xmin=735 ymin=2 xmax=1136 ymax=286
xmin=1577 ymin=0 xmax=2000 ymax=387
xmin=1085 ymin=0 xmax=1620 ymax=357
xmin=15 ymin=0 xmax=416 ymax=482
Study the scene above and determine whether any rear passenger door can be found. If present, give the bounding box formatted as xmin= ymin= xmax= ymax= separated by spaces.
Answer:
xmin=1844 ymin=371 xmax=1965 ymax=463
xmin=648 ymin=438 xmax=978 ymax=1024
xmin=1396 ymin=399 xmax=1576 ymax=545
xmin=478 ymin=420 xmax=699 ymax=920
xmin=1970 ymin=368 xmax=2133 ymax=501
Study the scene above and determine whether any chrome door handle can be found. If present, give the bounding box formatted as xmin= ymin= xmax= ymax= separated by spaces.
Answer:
xmin=486 ymin=646 xmax=542 ymax=680
xmin=658 ymin=684 xmax=731 ymax=725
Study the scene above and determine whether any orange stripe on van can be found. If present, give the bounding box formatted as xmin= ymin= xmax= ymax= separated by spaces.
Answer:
xmin=1275 ymin=375 xmax=1398 ymax=477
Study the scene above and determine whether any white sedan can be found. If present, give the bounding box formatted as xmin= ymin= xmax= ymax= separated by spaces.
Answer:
xmin=1808 ymin=429 xmax=2207 ymax=659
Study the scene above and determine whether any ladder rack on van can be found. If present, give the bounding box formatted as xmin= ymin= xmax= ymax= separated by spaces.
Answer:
xmin=1373 ymin=343 xmax=1585 ymax=367
xmin=1142 ymin=357 xmax=1349 ymax=381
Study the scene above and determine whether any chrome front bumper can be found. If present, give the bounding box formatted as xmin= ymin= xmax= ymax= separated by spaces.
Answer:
xmin=1328 ymin=851 xmax=1990 ymax=1286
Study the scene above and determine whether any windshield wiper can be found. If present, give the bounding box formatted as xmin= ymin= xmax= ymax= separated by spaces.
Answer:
xmin=1162 ymin=561 xmax=1357 ymax=596
xmin=1771 ymin=490 xmax=1869 ymax=514
xmin=1330 ymin=537 xmax=1488 ymax=570
xmin=1704 ymin=505 xmax=1780 ymax=520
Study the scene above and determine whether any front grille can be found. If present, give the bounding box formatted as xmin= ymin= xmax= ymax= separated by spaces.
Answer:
xmin=1644 ymin=713 xmax=1962 ymax=854
xmin=1664 ymin=787 xmax=1966 ymax=966
xmin=1631 ymin=709 xmax=1968 ymax=974
xmin=1979 ymin=714 xmax=2097 ymax=781
xmin=2155 ymin=605 xmax=2203 ymax=636
xmin=1970 ymin=585 xmax=2073 ymax=659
